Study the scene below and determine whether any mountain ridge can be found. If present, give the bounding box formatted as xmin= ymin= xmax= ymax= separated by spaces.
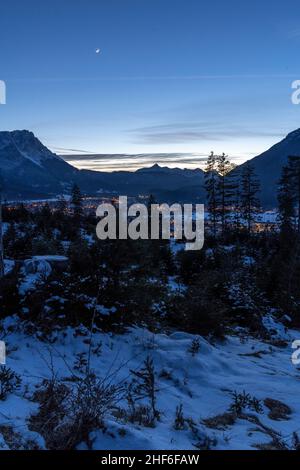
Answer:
xmin=0 ymin=130 xmax=206 ymax=202
xmin=237 ymin=128 xmax=300 ymax=206
xmin=1 ymin=129 xmax=300 ymax=206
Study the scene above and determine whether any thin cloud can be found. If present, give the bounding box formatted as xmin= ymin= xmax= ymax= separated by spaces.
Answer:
xmin=10 ymin=73 xmax=299 ymax=83
xmin=61 ymin=152 xmax=244 ymax=172
xmin=51 ymin=146 xmax=98 ymax=154
xmin=129 ymin=122 xmax=284 ymax=145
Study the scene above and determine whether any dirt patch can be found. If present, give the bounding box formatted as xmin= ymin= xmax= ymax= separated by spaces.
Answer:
xmin=264 ymin=398 xmax=292 ymax=421
xmin=202 ymin=411 xmax=237 ymax=430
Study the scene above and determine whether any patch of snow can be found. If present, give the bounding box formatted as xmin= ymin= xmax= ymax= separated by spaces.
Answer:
xmin=0 ymin=321 xmax=300 ymax=450
xmin=31 ymin=255 xmax=68 ymax=262
xmin=4 ymin=259 xmax=15 ymax=275
xmin=242 ymin=256 xmax=255 ymax=266
xmin=23 ymin=259 xmax=52 ymax=276
xmin=170 ymin=240 xmax=185 ymax=254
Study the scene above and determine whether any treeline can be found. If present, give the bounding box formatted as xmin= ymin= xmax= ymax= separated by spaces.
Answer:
xmin=204 ymin=152 xmax=260 ymax=235
xmin=1 ymin=157 xmax=300 ymax=339
xmin=203 ymin=153 xmax=300 ymax=321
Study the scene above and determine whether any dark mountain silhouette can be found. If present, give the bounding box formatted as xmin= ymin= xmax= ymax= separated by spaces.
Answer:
xmin=0 ymin=130 xmax=205 ymax=201
xmin=237 ymin=129 xmax=300 ymax=207
xmin=1 ymin=129 xmax=300 ymax=206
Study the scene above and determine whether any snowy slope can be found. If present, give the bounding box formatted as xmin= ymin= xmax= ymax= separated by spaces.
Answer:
xmin=0 ymin=130 xmax=62 ymax=170
xmin=0 ymin=130 xmax=80 ymax=199
xmin=0 ymin=317 xmax=299 ymax=450
xmin=236 ymin=128 xmax=300 ymax=207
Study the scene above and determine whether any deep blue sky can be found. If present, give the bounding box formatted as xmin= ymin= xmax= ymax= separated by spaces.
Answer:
xmin=1 ymin=0 xmax=300 ymax=170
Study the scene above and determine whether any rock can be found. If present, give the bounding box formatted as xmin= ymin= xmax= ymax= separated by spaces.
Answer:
xmin=23 ymin=256 xmax=68 ymax=275
xmin=23 ymin=258 xmax=52 ymax=276
xmin=4 ymin=259 xmax=15 ymax=275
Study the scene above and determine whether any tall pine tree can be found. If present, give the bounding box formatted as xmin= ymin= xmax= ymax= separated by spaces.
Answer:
xmin=240 ymin=161 xmax=260 ymax=234
xmin=288 ymin=156 xmax=300 ymax=232
xmin=216 ymin=153 xmax=236 ymax=234
xmin=71 ymin=183 xmax=83 ymax=222
xmin=204 ymin=152 xmax=218 ymax=236
xmin=0 ymin=183 xmax=4 ymax=278
xmin=278 ymin=163 xmax=296 ymax=233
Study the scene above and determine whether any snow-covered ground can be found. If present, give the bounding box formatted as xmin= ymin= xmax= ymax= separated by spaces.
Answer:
xmin=4 ymin=260 xmax=15 ymax=276
xmin=0 ymin=316 xmax=299 ymax=450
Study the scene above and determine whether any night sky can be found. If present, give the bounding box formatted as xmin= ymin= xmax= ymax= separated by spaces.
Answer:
xmin=1 ymin=0 xmax=300 ymax=170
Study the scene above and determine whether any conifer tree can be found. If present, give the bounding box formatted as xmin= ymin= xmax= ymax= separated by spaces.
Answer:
xmin=130 ymin=356 xmax=159 ymax=421
xmin=216 ymin=153 xmax=236 ymax=234
xmin=56 ymin=195 xmax=67 ymax=216
xmin=275 ymin=159 xmax=300 ymax=309
xmin=240 ymin=161 xmax=260 ymax=234
xmin=232 ymin=177 xmax=241 ymax=231
xmin=0 ymin=187 xmax=4 ymax=278
xmin=278 ymin=163 xmax=295 ymax=233
xmin=204 ymin=152 xmax=218 ymax=236
xmin=287 ymin=156 xmax=300 ymax=232
xmin=71 ymin=183 xmax=83 ymax=223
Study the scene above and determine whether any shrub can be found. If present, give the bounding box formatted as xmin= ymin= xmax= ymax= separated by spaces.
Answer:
xmin=174 ymin=404 xmax=185 ymax=430
xmin=30 ymin=373 xmax=122 ymax=450
xmin=229 ymin=390 xmax=263 ymax=415
xmin=0 ymin=366 xmax=22 ymax=400
xmin=188 ymin=338 xmax=200 ymax=356
xmin=128 ymin=357 xmax=159 ymax=425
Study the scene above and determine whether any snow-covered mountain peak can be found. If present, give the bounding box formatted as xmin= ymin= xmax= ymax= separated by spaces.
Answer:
xmin=10 ymin=130 xmax=61 ymax=166
xmin=0 ymin=130 xmax=62 ymax=169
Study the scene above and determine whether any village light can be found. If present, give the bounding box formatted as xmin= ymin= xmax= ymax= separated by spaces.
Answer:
xmin=96 ymin=196 xmax=205 ymax=251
